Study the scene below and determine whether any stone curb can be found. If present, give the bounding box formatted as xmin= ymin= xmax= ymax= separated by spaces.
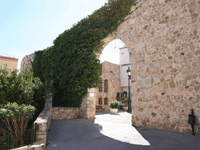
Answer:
xmin=10 ymin=142 xmax=45 ymax=150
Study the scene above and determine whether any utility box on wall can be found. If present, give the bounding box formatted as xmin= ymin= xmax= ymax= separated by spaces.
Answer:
xmin=137 ymin=75 xmax=152 ymax=88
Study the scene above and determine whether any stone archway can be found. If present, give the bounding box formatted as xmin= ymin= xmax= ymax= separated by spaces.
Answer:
xmin=92 ymin=8 xmax=135 ymax=118
xmin=93 ymin=0 xmax=200 ymax=134
xmin=93 ymin=18 xmax=134 ymax=114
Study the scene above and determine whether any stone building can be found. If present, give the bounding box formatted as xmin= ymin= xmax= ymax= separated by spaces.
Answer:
xmin=95 ymin=61 xmax=123 ymax=110
xmin=0 ymin=55 xmax=18 ymax=74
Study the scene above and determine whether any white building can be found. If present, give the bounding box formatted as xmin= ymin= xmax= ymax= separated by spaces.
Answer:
xmin=119 ymin=47 xmax=131 ymax=96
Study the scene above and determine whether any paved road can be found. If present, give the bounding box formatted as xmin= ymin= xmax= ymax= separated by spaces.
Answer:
xmin=46 ymin=112 xmax=200 ymax=150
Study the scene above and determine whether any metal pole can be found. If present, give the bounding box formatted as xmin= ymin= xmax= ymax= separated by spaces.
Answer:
xmin=127 ymin=75 xmax=132 ymax=113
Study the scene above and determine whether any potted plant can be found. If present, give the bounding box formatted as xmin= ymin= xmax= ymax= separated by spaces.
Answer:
xmin=117 ymin=95 xmax=128 ymax=111
xmin=122 ymin=100 xmax=128 ymax=111
xmin=122 ymin=96 xmax=128 ymax=111
xmin=109 ymin=100 xmax=119 ymax=114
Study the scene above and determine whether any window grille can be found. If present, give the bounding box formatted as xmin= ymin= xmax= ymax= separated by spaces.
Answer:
xmin=99 ymin=97 xmax=102 ymax=105
xmin=99 ymin=80 xmax=102 ymax=92
xmin=104 ymin=98 xmax=108 ymax=105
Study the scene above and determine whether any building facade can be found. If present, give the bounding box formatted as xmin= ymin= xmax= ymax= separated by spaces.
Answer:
xmin=120 ymin=47 xmax=131 ymax=96
xmin=96 ymin=48 xmax=132 ymax=110
xmin=95 ymin=61 xmax=123 ymax=110
xmin=0 ymin=55 xmax=18 ymax=74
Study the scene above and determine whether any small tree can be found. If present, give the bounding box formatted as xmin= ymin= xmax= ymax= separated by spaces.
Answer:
xmin=0 ymin=65 xmax=43 ymax=148
xmin=0 ymin=102 xmax=35 ymax=148
xmin=0 ymin=64 xmax=42 ymax=105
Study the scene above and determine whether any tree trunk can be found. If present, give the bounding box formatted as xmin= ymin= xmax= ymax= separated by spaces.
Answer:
xmin=20 ymin=114 xmax=25 ymax=146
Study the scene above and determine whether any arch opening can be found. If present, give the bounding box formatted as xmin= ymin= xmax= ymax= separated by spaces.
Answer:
xmin=95 ymin=39 xmax=131 ymax=112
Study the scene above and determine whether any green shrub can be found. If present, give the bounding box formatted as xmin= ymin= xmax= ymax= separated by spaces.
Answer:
xmin=0 ymin=64 xmax=45 ymax=128
xmin=0 ymin=135 xmax=10 ymax=149
xmin=109 ymin=100 xmax=120 ymax=109
xmin=117 ymin=95 xmax=128 ymax=106
xmin=28 ymin=83 xmax=46 ymax=127
xmin=0 ymin=64 xmax=42 ymax=105
xmin=0 ymin=102 xmax=35 ymax=149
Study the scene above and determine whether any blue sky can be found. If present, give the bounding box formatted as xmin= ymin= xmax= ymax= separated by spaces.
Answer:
xmin=0 ymin=0 xmax=125 ymax=70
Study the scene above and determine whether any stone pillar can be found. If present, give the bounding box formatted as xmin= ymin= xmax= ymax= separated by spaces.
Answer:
xmin=80 ymin=88 xmax=96 ymax=119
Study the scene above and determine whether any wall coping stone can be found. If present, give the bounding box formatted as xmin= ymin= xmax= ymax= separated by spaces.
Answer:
xmin=51 ymin=107 xmax=80 ymax=120
xmin=34 ymin=92 xmax=52 ymax=143
xmin=10 ymin=142 xmax=45 ymax=150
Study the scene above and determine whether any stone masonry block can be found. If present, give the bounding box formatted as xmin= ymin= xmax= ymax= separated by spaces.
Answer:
xmin=89 ymin=93 xmax=95 ymax=97
xmin=37 ymin=124 xmax=47 ymax=132
xmin=86 ymin=97 xmax=95 ymax=101
xmin=88 ymin=88 xmax=96 ymax=93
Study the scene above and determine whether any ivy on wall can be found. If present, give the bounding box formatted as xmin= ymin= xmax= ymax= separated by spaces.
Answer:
xmin=31 ymin=0 xmax=137 ymax=107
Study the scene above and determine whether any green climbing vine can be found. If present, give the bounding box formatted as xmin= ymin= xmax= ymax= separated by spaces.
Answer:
xmin=31 ymin=0 xmax=137 ymax=107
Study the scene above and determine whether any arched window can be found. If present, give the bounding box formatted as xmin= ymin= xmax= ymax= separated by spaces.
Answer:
xmin=104 ymin=79 xmax=108 ymax=92
xmin=99 ymin=80 xmax=102 ymax=92
xmin=104 ymin=97 xmax=108 ymax=105
xmin=99 ymin=97 xmax=102 ymax=105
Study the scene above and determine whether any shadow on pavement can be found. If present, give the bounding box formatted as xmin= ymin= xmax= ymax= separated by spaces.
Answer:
xmin=46 ymin=119 xmax=150 ymax=150
xmin=135 ymin=126 xmax=200 ymax=150
xmin=46 ymin=118 xmax=200 ymax=150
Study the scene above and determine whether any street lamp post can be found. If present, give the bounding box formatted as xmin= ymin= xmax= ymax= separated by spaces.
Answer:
xmin=126 ymin=67 xmax=132 ymax=113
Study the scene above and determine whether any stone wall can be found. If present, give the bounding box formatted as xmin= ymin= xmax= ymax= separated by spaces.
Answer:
xmin=20 ymin=53 xmax=34 ymax=71
xmin=111 ymin=0 xmax=200 ymax=134
xmin=34 ymin=93 xmax=52 ymax=143
xmin=95 ymin=61 xmax=123 ymax=110
xmin=33 ymin=89 xmax=96 ymax=144
xmin=51 ymin=107 xmax=80 ymax=120
xmin=51 ymin=88 xmax=96 ymax=120
xmin=97 ymin=0 xmax=200 ymax=134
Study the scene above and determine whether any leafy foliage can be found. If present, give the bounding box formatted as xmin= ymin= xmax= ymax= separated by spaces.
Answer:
xmin=109 ymin=100 xmax=120 ymax=109
xmin=117 ymin=95 xmax=128 ymax=106
xmin=28 ymin=83 xmax=46 ymax=127
xmin=0 ymin=102 xmax=35 ymax=148
xmin=31 ymin=0 xmax=137 ymax=107
xmin=0 ymin=65 xmax=42 ymax=105
xmin=0 ymin=102 xmax=35 ymax=120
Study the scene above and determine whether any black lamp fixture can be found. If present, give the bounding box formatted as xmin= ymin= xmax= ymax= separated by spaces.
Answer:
xmin=126 ymin=67 xmax=132 ymax=113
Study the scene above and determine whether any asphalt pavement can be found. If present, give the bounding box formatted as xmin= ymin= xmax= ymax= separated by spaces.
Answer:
xmin=45 ymin=111 xmax=200 ymax=150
